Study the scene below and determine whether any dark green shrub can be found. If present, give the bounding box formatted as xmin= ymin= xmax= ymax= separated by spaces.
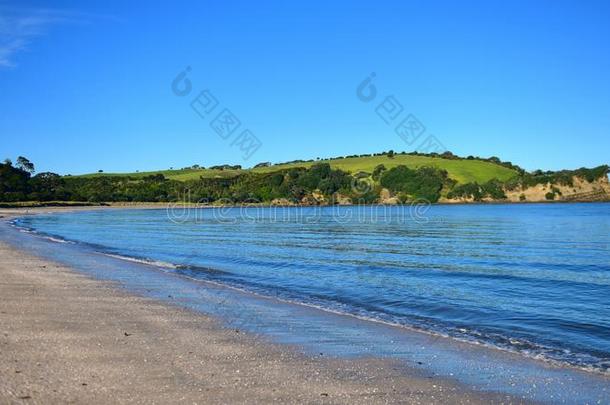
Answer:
xmin=380 ymin=165 xmax=447 ymax=202
xmin=372 ymin=164 xmax=386 ymax=181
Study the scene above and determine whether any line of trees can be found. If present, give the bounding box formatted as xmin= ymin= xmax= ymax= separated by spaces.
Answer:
xmin=0 ymin=157 xmax=453 ymax=204
xmin=1 ymin=156 xmax=607 ymax=204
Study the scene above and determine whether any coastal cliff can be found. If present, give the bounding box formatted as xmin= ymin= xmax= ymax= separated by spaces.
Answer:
xmin=438 ymin=173 xmax=610 ymax=204
xmin=504 ymin=175 xmax=610 ymax=202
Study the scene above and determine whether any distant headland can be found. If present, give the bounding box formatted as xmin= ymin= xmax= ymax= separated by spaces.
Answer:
xmin=1 ymin=152 xmax=608 ymax=206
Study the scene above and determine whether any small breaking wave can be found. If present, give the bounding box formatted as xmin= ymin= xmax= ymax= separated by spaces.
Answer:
xmin=85 ymin=247 xmax=610 ymax=375
xmin=99 ymin=253 xmax=178 ymax=269
xmin=9 ymin=218 xmax=74 ymax=244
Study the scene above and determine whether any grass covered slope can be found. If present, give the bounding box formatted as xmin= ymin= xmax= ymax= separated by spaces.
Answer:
xmin=254 ymin=155 xmax=517 ymax=184
xmin=74 ymin=154 xmax=518 ymax=185
xmin=74 ymin=167 xmax=241 ymax=181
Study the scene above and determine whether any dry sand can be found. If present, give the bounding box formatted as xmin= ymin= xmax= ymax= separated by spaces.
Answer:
xmin=0 ymin=208 xmax=514 ymax=404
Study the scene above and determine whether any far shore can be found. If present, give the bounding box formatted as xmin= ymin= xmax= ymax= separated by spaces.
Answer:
xmin=1 ymin=197 xmax=609 ymax=216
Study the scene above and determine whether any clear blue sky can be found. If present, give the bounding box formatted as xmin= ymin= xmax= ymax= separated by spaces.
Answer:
xmin=1 ymin=0 xmax=609 ymax=174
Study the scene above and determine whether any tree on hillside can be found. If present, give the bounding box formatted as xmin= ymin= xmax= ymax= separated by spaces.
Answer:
xmin=379 ymin=165 xmax=447 ymax=202
xmin=28 ymin=172 xmax=66 ymax=201
xmin=387 ymin=150 xmax=395 ymax=158
xmin=16 ymin=156 xmax=35 ymax=174
xmin=0 ymin=161 xmax=31 ymax=201
xmin=372 ymin=164 xmax=386 ymax=181
xmin=441 ymin=151 xmax=456 ymax=160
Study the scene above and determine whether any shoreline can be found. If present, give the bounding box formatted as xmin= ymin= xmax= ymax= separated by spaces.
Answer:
xmin=2 ymin=206 xmax=610 ymax=403
xmin=1 ymin=197 xmax=609 ymax=213
xmin=0 ymin=231 xmax=505 ymax=404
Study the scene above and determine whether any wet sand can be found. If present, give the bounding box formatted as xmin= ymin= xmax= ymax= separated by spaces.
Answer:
xmin=0 ymin=223 xmax=511 ymax=404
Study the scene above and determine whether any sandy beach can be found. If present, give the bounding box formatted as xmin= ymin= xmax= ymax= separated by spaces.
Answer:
xmin=0 ymin=209 xmax=511 ymax=404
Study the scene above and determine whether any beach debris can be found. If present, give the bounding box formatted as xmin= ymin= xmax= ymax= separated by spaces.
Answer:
xmin=320 ymin=393 xmax=329 ymax=397
xmin=124 ymin=332 xmax=132 ymax=337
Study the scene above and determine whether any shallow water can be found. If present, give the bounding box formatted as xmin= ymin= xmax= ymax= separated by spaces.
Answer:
xmin=13 ymin=203 xmax=610 ymax=375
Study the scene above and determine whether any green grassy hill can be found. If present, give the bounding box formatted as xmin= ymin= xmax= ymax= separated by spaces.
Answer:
xmin=73 ymin=154 xmax=518 ymax=184
xmin=253 ymin=155 xmax=517 ymax=184
xmin=74 ymin=168 xmax=242 ymax=181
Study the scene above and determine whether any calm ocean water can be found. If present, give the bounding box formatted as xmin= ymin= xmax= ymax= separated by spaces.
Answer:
xmin=15 ymin=203 xmax=610 ymax=374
